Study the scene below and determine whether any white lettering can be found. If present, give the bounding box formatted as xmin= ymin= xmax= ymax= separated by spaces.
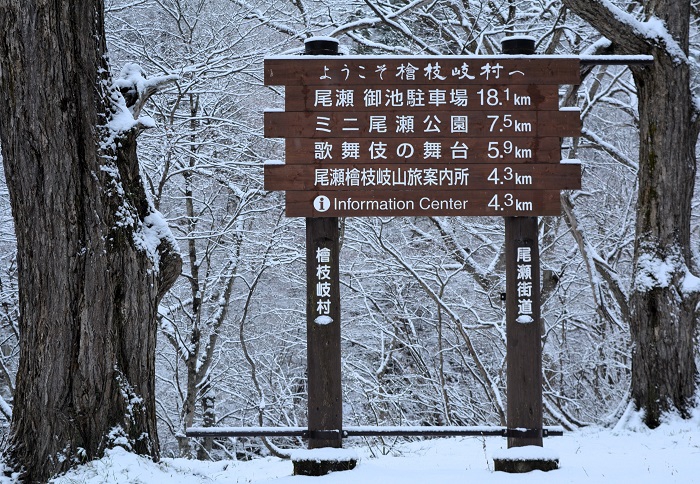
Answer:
xmin=419 ymin=197 xmax=468 ymax=210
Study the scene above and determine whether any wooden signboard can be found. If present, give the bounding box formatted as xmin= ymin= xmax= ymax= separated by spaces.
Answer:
xmin=264 ymin=56 xmax=581 ymax=86
xmin=265 ymin=162 xmax=582 ymax=191
xmin=283 ymin=137 xmax=564 ymax=164
xmin=264 ymin=110 xmax=580 ymax=139
xmin=285 ymin=189 xmax=563 ymax=217
xmin=263 ymin=54 xmax=582 ymax=218
xmin=282 ymin=84 xmax=562 ymax=112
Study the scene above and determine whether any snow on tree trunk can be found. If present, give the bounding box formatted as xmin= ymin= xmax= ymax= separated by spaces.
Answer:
xmin=562 ymin=0 xmax=700 ymax=427
xmin=0 ymin=1 xmax=181 ymax=481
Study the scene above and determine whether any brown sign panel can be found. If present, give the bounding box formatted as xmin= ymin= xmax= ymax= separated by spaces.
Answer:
xmin=284 ymin=84 xmax=561 ymax=112
xmin=284 ymin=189 xmax=563 ymax=217
xmin=264 ymin=56 xmax=581 ymax=86
xmin=264 ymin=109 xmax=581 ymax=139
xmin=284 ymin=137 xmax=564 ymax=165
xmin=265 ymin=162 xmax=581 ymax=192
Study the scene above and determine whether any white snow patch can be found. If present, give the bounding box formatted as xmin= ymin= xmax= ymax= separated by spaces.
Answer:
xmin=42 ymin=415 xmax=700 ymax=483
xmin=582 ymin=37 xmax=612 ymax=55
xmin=634 ymin=252 xmax=676 ymax=291
xmin=0 ymin=395 xmax=11 ymax=419
xmin=266 ymin=54 xmax=582 ymax=60
xmin=491 ymin=445 xmax=559 ymax=461
xmin=289 ymin=448 xmax=359 ymax=463
xmin=113 ymin=204 xmax=136 ymax=228
xmin=107 ymin=94 xmax=139 ymax=133
xmin=501 ymin=35 xmax=536 ymax=43
xmin=595 ymin=1 xmax=686 ymax=64
xmin=103 ymin=63 xmax=177 ymax=142
xmin=579 ymin=54 xmax=654 ymax=63
xmin=113 ymin=63 xmax=178 ymax=113
xmin=516 ymin=315 xmax=534 ymax=324
xmin=133 ymin=211 xmax=176 ymax=267
xmin=137 ymin=115 xmax=156 ymax=129
xmin=99 ymin=164 xmax=125 ymax=197
xmin=107 ymin=426 xmax=132 ymax=450
xmin=315 ymin=315 xmax=334 ymax=325
xmin=681 ymin=269 xmax=700 ymax=295
xmin=693 ymin=96 xmax=700 ymax=121
xmin=304 ymin=36 xmax=339 ymax=44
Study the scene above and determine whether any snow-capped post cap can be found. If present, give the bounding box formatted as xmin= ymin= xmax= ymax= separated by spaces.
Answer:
xmin=305 ymin=36 xmax=339 ymax=56
xmin=501 ymin=36 xmax=536 ymax=55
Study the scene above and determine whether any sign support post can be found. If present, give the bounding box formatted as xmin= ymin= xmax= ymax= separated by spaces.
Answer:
xmin=304 ymin=38 xmax=343 ymax=452
xmin=504 ymin=216 xmax=543 ymax=447
xmin=496 ymin=36 xmax=556 ymax=473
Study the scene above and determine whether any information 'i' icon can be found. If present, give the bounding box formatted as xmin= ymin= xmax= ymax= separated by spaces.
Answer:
xmin=313 ymin=195 xmax=331 ymax=212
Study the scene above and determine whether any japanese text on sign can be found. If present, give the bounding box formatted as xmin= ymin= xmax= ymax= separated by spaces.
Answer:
xmin=316 ymin=60 xmax=512 ymax=82
xmin=314 ymin=246 xmax=333 ymax=324
xmin=263 ymin=56 xmax=581 ymax=87
xmin=515 ymin=246 xmax=534 ymax=324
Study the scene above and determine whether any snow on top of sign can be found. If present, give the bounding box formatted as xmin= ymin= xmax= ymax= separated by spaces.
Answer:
xmin=501 ymin=35 xmax=536 ymax=42
xmin=305 ymin=36 xmax=339 ymax=44
xmin=579 ymin=54 xmax=654 ymax=62
xmin=560 ymin=158 xmax=582 ymax=165
xmin=516 ymin=315 xmax=534 ymax=324
xmin=264 ymin=160 xmax=284 ymax=166
xmin=264 ymin=53 xmax=654 ymax=64
xmin=264 ymin=54 xmax=581 ymax=61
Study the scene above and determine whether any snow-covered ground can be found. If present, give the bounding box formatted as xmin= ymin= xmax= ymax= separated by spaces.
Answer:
xmin=8 ymin=409 xmax=696 ymax=483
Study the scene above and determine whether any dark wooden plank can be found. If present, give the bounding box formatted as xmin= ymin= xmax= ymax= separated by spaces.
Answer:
xmin=284 ymin=84 xmax=561 ymax=112
xmin=302 ymin=39 xmax=343 ymax=452
xmin=264 ymin=56 xmax=581 ymax=86
xmin=283 ymin=137 xmax=564 ymax=164
xmin=265 ymin=162 xmax=581 ymax=191
xmin=306 ymin=217 xmax=342 ymax=449
xmin=284 ymin=189 xmax=562 ymax=217
xmin=264 ymin=109 xmax=581 ymax=139
xmin=504 ymin=217 xmax=543 ymax=448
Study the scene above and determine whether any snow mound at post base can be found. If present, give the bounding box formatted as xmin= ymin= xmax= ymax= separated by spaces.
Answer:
xmin=492 ymin=445 xmax=559 ymax=473
xmin=290 ymin=448 xmax=359 ymax=476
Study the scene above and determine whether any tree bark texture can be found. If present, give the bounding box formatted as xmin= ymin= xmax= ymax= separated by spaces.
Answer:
xmin=0 ymin=1 xmax=181 ymax=481
xmin=562 ymin=0 xmax=699 ymax=426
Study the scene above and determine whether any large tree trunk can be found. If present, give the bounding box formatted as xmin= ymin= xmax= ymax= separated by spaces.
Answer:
xmin=0 ymin=2 xmax=181 ymax=481
xmin=630 ymin=33 xmax=699 ymax=427
xmin=562 ymin=0 xmax=699 ymax=427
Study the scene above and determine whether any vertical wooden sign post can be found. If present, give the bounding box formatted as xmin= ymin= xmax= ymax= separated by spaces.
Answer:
xmin=304 ymin=38 xmax=343 ymax=451
xmin=496 ymin=36 xmax=556 ymax=473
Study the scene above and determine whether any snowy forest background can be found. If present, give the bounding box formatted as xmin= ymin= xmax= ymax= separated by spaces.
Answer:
xmin=0 ymin=0 xmax=698 ymax=462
